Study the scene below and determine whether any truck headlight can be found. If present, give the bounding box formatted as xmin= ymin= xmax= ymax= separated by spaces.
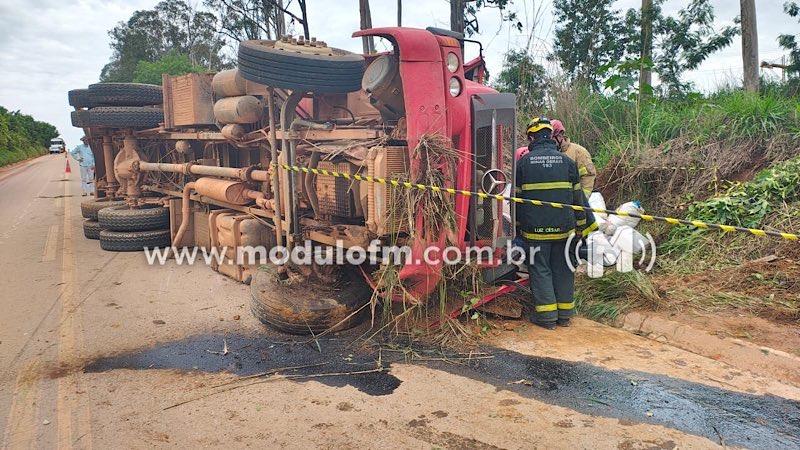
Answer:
xmin=446 ymin=52 xmax=459 ymax=72
xmin=449 ymin=77 xmax=462 ymax=97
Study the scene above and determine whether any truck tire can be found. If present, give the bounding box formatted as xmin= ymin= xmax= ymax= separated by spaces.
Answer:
xmin=70 ymin=110 xmax=85 ymax=128
xmin=98 ymin=204 xmax=169 ymax=232
xmin=99 ymin=229 xmax=171 ymax=252
xmin=78 ymin=106 xmax=163 ymax=129
xmin=238 ymin=40 xmax=364 ymax=94
xmin=83 ymin=220 xmax=103 ymax=240
xmin=80 ymin=199 xmax=127 ymax=221
xmin=68 ymin=89 xmax=94 ymax=108
xmin=87 ymin=83 xmax=163 ymax=106
xmin=249 ymin=264 xmax=371 ymax=335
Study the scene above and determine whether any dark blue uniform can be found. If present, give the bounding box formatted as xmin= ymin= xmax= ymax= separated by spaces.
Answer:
xmin=515 ymin=136 xmax=597 ymax=324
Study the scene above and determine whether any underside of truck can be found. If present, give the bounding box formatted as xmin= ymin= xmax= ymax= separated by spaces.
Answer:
xmin=69 ymin=26 xmax=522 ymax=334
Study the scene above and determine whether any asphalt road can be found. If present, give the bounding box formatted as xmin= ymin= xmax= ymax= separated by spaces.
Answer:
xmin=1 ymin=154 xmax=799 ymax=449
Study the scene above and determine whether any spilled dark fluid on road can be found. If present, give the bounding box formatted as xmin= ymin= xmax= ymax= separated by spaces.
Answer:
xmin=83 ymin=332 xmax=800 ymax=449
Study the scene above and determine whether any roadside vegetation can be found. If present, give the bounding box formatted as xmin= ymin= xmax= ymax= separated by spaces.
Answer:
xmin=0 ymin=106 xmax=59 ymax=167
xmin=491 ymin=0 xmax=800 ymax=327
xmin=556 ymin=86 xmax=800 ymax=325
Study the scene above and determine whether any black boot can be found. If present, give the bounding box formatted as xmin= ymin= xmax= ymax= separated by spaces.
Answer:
xmin=531 ymin=319 xmax=557 ymax=330
xmin=557 ymin=317 xmax=571 ymax=327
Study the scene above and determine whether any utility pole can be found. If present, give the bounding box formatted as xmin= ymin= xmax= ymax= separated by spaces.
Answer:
xmin=740 ymin=0 xmax=759 ymax=92
xmin=639 ymin=0 xmax=654 ymax=99
xmin=359 ymin=0 xmax=375 ymax=54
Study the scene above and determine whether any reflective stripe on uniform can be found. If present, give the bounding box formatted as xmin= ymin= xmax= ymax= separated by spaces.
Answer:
xmin=573 ymin=183 xmax=581 ymax=190
xmin=520 ymin=181 xmax=572 ymax=191
xmin=583 ymin=189 xmax=592 ymax=197
xmin=521 ymin=229 xmax=575 ymax=241
xmin=578 ymin=166 xmax=588 ymax=176
xmin=581 ymin=222 xmax=599 ymax=237
xmin=557 ymin=302 xmax=575 ymax=310
xmin=535 ymin=304 xmax=558 ymax=312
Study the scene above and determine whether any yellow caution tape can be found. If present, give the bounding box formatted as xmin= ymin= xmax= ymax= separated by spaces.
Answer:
xmin=276 ymin=163 xmax=799 ymax=242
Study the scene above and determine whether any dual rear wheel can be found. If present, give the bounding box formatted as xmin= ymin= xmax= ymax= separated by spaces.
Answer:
xmin=80 ymin=199 xmax=171 ymax=251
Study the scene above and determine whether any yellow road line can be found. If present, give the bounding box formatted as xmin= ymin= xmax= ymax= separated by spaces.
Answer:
xmin=41 ymin=225 xmax=59 ymax=262
xmin=56 ymin=178 xmax=92 ymax=450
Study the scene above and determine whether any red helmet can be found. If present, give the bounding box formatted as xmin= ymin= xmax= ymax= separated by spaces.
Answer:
xmin=514 ymin=146 xmax=529 ymax=161
xmin=551 ymin=119 xmax=566 ymax=136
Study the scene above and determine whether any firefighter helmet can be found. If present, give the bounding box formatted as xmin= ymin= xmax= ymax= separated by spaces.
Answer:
xmin=526 ymin=117 xmax=553 ymax=135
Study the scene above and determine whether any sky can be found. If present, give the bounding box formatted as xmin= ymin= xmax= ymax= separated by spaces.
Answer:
xmin=0 ymin=0 xmax=795 ymax=146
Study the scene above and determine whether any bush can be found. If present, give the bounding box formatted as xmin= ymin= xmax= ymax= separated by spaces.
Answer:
xmin=543 ymin=86 xmax=800 ymax=170
xmin=132 ymin=51 xmax=206 ymax=85
xmin=0 ymin=106 xmax=58 ymax=168
xmin=686 ymin=156 xmax=800 ymax=228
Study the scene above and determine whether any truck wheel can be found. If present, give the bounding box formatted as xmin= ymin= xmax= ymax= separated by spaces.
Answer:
xmin=79 ymin=106 xmax=163 ymax=129
xmin=70 ymin=110 xmax=85 ymax=128
xmin=98 ymin=204 xmax=169 ymax=232
xmin=87 ymin=83 xmax=163 ymax=106
xmin=83 ymin=220 xmax=103 ymax=240
xmin=250 ymin=264 xmax=371 ymax=335
xmin=238 ymin=40 xmax=364 ymax=94
xmin=68 ymin=89 xmax=94 ymax=108
xmin=80 ymin=199 xmax=126 ymax=221
xmin=99 ymin=229 xmax=171 ymax=252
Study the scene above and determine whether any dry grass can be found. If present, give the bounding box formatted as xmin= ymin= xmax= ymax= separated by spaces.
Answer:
xmin=368 ymin=134 xmax=485 ymax=342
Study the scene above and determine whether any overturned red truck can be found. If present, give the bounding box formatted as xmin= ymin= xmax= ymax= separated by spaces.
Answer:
xmin=69 ymin=26 xmax=521 ymax=334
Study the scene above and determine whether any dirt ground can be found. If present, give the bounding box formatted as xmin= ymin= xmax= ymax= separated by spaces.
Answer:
xmin=646 ymin=258 xmax=800 ymax=357
xmin=1 ymin=155 xmax=799 ymax=449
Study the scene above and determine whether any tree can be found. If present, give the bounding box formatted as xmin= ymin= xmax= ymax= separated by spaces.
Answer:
xmin=204 ymin=0 xmax=287 ymax=42
xmin=449 ymin=0 xmax=521 ymax=36
xmin=133 ymin=51 xmax=206 ymax=85
xmin=650 ymin=0 xmax=738 ymax=95
xmin=779 ymin=1 xmax=800 ymax=76
xmin=0 ymin=106 xmax=59 ymax=166
xmin=397 ymin=0 xmax=402 ymax=26
xmin=553 ymin=0 xmax=627 ymax=90
xmin=359 ymin=0 xmax=375 ymax=54
xmin=100 ymin=0 xmax=227 ymax=82
xmin=639 ymin=0 xmax=654 ymax=97
xmin=740 ymin=0 xmax=759 ymax=92
xmin=555 ymin=0 xmax=737 ymax=96
xmin=493 ymin=49 xmax=548 ymax=112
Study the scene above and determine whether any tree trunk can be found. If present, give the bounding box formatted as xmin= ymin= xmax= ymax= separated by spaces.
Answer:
xmin=273 ymin=0 xmax=286 ymax=38
xmin=450 ymin=0 xmax=466 ymax=34
xmin=359 ymin=0 xmax=375 ymax=54
xmin=397 ymin=0 xmax=402 ymax=26
xmin=740 ymin=0 xmax=759 ymax=92
xmin=638 ymin=0 xmax=653 ymax=98
xmin=298 ymin=0 xmax=310 ymax=39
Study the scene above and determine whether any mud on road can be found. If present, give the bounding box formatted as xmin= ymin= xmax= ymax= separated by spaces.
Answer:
xmin=80 ymin=330 xmax=800 ymax=449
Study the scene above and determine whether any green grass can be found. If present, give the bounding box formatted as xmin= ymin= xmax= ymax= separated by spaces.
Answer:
xmin=540 ymin=88 xmax=800 ymax=170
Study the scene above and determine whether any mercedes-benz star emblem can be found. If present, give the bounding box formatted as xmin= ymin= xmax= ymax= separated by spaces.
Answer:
xmin=481 ymin=169 xmax=508 ymax=195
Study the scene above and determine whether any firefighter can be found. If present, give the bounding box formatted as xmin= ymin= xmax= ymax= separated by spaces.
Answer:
xmin=516 ymin=117 xmax=597 ymax=329
xmin=551 ymin=119 xmax=596 ymax=197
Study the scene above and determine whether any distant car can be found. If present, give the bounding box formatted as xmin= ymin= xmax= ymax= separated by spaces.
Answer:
xmin=50 ymin=137 xmax=66 ymax=153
